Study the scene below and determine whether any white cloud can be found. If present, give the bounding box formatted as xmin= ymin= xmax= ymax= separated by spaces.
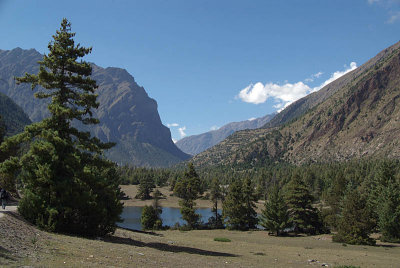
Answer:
xmin=167 ymin=123 xmax=179 ymax=127
xmin=210 ymin=125 xmax=219 ymax=131
xmin=237 ymin=81 xmax=311 ymax=107
xmin=368 ymin=0 xmax=379 ymax=4
xmin=178 ymin=126 xmax=187 ymax=138
xmin=311 ymin=62 xmax=357 ymax=92
xmin=248 ymin=117 xmax=256 ymax=121
xmin=387 ymin=11 xmax=400 ymax=23
xmin=237 ymin=62 xmax=357 ymax=111
xmin=305 ymin=71 xmax=324 ymax=82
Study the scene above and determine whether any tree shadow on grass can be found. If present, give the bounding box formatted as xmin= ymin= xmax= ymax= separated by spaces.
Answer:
xmin=103 ymin=235 xmax=239 ymax=257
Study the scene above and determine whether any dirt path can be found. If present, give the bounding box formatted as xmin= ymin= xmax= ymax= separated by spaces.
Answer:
xmin=0 ymin=205 xmax=18 ymax=218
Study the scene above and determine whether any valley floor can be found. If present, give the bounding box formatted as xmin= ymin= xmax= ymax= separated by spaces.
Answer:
xmin=1 ymin=211 xmax=399 ymax=267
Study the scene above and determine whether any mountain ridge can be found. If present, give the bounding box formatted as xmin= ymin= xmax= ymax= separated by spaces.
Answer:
xmin=0 ymin=48 xmax=189 ymax=167
xmin=176 ymin=113 xmax=275 ymax=156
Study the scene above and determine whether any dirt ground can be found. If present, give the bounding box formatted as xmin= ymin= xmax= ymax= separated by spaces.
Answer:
xmin=1 ymin=211 xmax=399 ymax=267
xmin=120 ymin=185 xmax=265 ymax=212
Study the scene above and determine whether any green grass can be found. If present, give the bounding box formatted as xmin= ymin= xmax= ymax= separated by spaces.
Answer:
xmin=213 ymin=237 xmax=231 ymax=242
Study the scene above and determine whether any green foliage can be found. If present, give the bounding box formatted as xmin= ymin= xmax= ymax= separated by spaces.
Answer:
xmin=174 ymin=163 xmax=202 ymax=229
xmin=208 ymin=177 xmax=223 ymax=229
xmin=135 ymin=174 xmax=155 ymax=200
xmin=213 ymin=237 xmax=231 ymax=242
xmin=222 ymin=178 xmax=258 ymax=230
xmin=333 ymin=189 xmax=376 ymax=245
xmin=259 ymin=185 xmax=289 ymax=236
xmin=223 ymin=179 xmax=246 ymax=230
xmin=285 ymin=172 xmax=324 ymax=235
xmin=141 ymin=205 xmax=162 ymax=230
xmin=0 ymin=19 xmax=122 ymax=236
xmin=242 ymin=177 xmax=258 ymax=229
xmin=374 ymin=161 xmax=400 ymax=242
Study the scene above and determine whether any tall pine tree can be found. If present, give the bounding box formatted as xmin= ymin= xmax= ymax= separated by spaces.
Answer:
xmin=223 ymin=179 xmax=246 ymax=230
xmin=0 ymin=19 xmax=123 ymax=236
xmin=174 ymin=163 xmax=202 ymax=229
xmin=285 ymin=173 xmax=323 ymax=235
xmin=208 ymin=177 xmax=223 ymax=228
xmin=260 ymin=185 xmax=289 ymax=236
xmin=333 ymin=188 xmax=375 ymax=245
xmin=242 ymin=177 xmax=258 ymax=229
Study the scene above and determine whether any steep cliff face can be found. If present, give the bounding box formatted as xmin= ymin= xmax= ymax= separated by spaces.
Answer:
xmin=176 ymin=114 xmax=275 ymax=156
xmin=0 ymin=48 xmax=189 ymax=167
xmin=192 ymin=41 xmax=400 ymax=168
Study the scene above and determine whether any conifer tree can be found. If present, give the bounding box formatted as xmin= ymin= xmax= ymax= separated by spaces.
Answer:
xmin=223 ymin=179 xmax=246 ymax=230
xmin=141 ymin=190 xmax=162 ymax=230
xmin=242 ymin=177 xmax=258 ymax=229
xmin=0 ymin=19 xmax=122 ymax=236
xmin=373 ymin=161 xmax=400 ymax=242
xmin=285 ymin=173 xmax=323 ymax=234
xmin=333 ymin=189 xmax=375 ymax=245
xmin=135 ymin=174 xmax=155 ymax=200
xmin=260 ymin=185 xmax=289 ymax=236
xmin=174 ymin=163 xmax=201 ymax=229
xmin=208 ymin=177 xmax=223 ymax=228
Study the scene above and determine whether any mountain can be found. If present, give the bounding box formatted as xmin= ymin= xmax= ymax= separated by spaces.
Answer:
xmin=0 ymin=92 xmax=31 ymax=136
xmin=176 ymin=114 xmax=275 ymax=155
xmin=192 ymin=41 xmax=400 ymax=168
xmin=0 ymin=48 xmax=190 ymax=167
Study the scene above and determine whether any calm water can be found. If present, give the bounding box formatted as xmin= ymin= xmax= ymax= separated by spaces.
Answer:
xmin=118 ymin=206 xmax=220 ymax=230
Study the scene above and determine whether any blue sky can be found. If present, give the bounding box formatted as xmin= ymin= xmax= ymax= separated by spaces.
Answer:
xmin=1 ymin=0 xmax=400 ymax=141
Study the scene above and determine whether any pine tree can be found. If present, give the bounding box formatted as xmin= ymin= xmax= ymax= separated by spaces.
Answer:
xmin=285 ymin=173 xmax=323 ymax=235
xmin=174 ymin=163 xmax=201 ymax=229
xmin=333 ymin=189 xmax=375 ymax=245
xmin=208 ymin=177 xmax=223 ymax=228
xmin=223 ymin=179 xmax=246 ymax=230
xmin=260 ymin=185 xmax=289 ymax=236
xmin=242 ymin=177 xmax=258 ymax=229
xmin=374 ymin=161 xmax=400 ymax=242
xmin=0 ymin=19 xmax=122 ymax=236
xmin=135 ymin=174 xmax=155 ymax=200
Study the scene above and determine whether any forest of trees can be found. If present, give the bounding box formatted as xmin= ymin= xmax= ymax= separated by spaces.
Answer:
xmin=124 ymin=158 xmax=400 ymax=244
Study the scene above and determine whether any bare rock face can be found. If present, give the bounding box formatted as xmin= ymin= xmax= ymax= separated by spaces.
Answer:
xmin=0 ymin=48 xmax=189 ymax=167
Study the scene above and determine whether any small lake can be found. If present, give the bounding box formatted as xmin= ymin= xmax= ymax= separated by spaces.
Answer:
xmin=118 ymin=206 xmax=220 ymax=231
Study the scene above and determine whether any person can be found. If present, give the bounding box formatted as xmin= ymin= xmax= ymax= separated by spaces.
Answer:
xmin=0 ymin=188 xmax=7 ymax=209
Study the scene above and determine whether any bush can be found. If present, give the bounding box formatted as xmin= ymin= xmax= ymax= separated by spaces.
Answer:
xmin=214 ymin=237 xmax=231 ymax=242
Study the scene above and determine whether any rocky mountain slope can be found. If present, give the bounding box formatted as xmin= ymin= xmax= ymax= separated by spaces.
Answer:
xmin=192 ymin=41 xmax=400 ymax=168
xmin=175 ymin=114 xmax=275 ymax=155
xmin=0 ymin=48 xmax=189 ymax=167
xmin=0 ymin=92 xmax=31 ymax=136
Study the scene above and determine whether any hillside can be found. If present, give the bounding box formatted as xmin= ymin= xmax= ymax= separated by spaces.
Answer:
xmin=0 ymin=92 xmax=31 ymax=136
xmin=0 ymin=48 xmax=189 ymax=167
xmin=176 ymin=114 xmax=275 ymax=156
xmin=192 ymin=41 xmax=400 ymax=168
